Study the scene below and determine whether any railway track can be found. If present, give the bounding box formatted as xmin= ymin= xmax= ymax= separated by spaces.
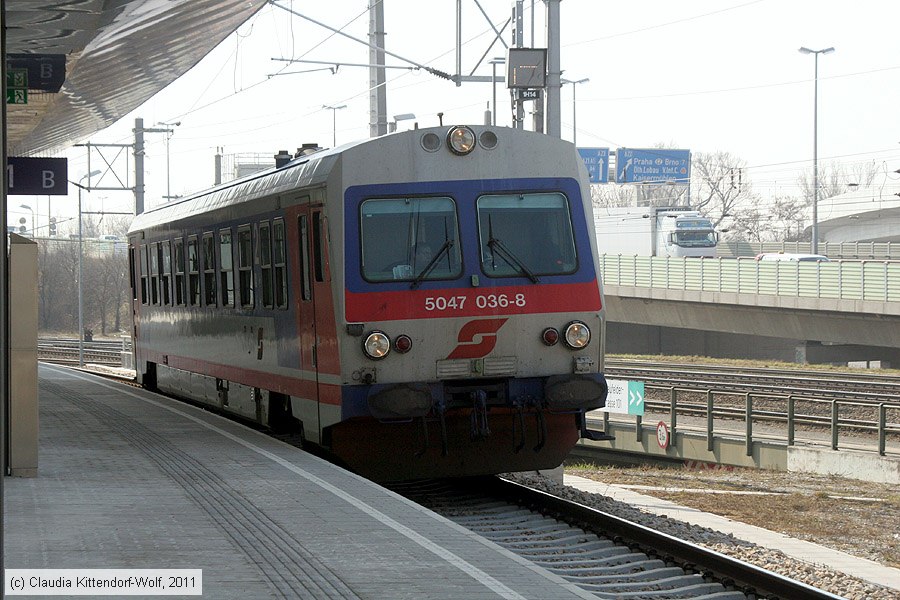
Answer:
xmin=606 ymin=357 xmax=900 ymax=403
xmin=388 ymin=477 xmax=841 ymax=600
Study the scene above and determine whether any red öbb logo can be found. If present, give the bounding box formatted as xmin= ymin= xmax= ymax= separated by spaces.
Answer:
xmin=446 ymin=318 xmax=508 ymax=359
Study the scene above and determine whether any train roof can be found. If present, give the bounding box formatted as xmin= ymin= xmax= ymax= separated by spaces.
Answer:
xmin=128 ymin=143 xmax=347 ymax=235
xmin=128 ymin=126 xmax=584 ymax=235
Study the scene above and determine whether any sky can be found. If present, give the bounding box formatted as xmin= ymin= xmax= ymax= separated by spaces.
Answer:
xmin=12 ymin=0 xmax=900 ymax=234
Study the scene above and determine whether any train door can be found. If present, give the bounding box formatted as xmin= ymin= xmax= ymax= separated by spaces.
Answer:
xmin=301 ymin=202 xmax=340 ymax=442
xmin=295 ymin=201 xmax=337 ymax=443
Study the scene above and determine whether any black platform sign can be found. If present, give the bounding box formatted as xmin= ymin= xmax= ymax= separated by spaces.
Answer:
xmin=6 ymin=54 xmax=66 ymax=93
xmin=7 ymin=157 xmax=68 ymax=195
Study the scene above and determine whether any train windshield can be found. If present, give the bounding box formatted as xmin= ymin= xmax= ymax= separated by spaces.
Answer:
xmin=477 ymin=192 xmax=577 ymax=279
xmin=360 ymin=196 xmax=463 ymax=283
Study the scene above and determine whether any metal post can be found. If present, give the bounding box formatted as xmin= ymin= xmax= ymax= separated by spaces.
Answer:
xmin=635 ymin=415 xmax=642 ymax=443
xmin=669 ymin=387 xmax=677 ymax=442
xmin=544 ymin=0 xmax=561 ymax=138
xmin=812 ymin=52 xmax=819 ymax=254
xmin=323 ymin=105 xmax=347 ymax=147
xmin=77 ymin=185 xmax=84 ymax=367
xmin=369 ymin=1 xmax=387 ymax=136
xmin=878 ymin=404 xmax=886 ymax=456
xmin=745 ymin=393 xmax=753 ymax=457
xmin=706 ymin=390 xmax=714 ymax=452
xmin=787 ymin=395 xmax=795 ymax=445
xmin=73 ymin=171 xmax=99 ymax=368
xmin=134 ymin=117 xmax=145 ymax=215
xmin=799 ymin=46 xmax=834 ymax=254
xmin=831 ymin=400 xmax=839 ymax=450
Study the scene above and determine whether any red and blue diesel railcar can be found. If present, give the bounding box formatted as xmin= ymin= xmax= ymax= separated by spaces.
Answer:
xmin=128 ymin=125 xmax=608 ymax=481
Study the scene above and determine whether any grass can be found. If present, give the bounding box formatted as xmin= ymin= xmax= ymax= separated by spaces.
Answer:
xmin=564 ymin=462 xmax=900 ymax=568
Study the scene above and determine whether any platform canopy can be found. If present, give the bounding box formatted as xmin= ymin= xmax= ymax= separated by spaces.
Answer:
xmin=6 ymin=0 xmax=266 ymax=156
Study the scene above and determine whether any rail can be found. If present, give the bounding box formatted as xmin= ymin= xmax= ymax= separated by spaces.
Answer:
xmin=597 ymin=384 xmax=900 ymax=457
xmin=599 ymin=254 xmax=900 ymax=303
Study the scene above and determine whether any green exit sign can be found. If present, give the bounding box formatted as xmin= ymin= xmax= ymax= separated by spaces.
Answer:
xmin=7 ymin=68 xmax=28 ymax=104
xmin=7 ymin=68 xmax=27 ymax=89
xmin=6 ymin=88 xmax=27 ymax=104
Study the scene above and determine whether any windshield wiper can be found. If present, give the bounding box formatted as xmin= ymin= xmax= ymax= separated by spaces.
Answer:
xmin=488 ymin=236 xmax=539 ymax=283
xmin=410 ymin=239 xmax=454 ymax=289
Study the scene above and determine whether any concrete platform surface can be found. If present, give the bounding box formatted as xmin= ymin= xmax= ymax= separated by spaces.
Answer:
xmin=5 ymin=364 xmax=599 ymax=599
xmin=565 ymin=474 xmax=900 ymax=592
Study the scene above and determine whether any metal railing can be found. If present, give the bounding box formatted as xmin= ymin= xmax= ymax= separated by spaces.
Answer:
xmin=717 ymin=240 xmax=900 ymax=260
xmin=599 ymin=254 xmax=900 ymax=303
xmin=599 ymin=385 xmax=900 ymax=457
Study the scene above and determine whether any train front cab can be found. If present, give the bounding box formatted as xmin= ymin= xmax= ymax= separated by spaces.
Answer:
xmin=328 ymin=170 xmax=609 ymax=481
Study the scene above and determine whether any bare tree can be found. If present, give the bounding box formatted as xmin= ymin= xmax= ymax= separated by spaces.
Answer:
xmin=798 ymin=160 xmax=880 ymax=203
xmin=690 ymin=151 xmax=757 ymax=229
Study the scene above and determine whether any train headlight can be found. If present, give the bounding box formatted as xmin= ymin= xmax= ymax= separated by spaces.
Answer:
xmin=447 ymin=126 xmax=476 ymax=155
xmin=563 ymin=321 xmax=591 ymax=349
xmin=363 ymin=331 xmax=391 ymax=360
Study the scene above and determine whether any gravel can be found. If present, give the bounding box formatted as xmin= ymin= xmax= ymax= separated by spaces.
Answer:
xmin=505 ymin=468 xmax=899 ymax=600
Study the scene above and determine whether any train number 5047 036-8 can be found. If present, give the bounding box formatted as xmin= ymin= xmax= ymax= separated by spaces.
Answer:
xmin=424 ymin=293 xmax=526 ymax=311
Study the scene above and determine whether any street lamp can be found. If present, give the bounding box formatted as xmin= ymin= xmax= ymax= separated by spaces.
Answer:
xmin=798 ymin=46 xmax=834 ymax=254
xmin=390 ymin=113 xmax=416 ymax=133
xmin=157 ymin=121 xmax=180 ymax=200
xmin=489 ymin=57 xmax=505 ymax=126
xmin=72 ymin=169 xmax=101 ymax=367
xmin=561 ymin=78 xmax=589 ymax=145
xmin=19 ymin=204 xmax=34 ymax=235
xmin=322 ymin=105 xmax=347 ymax=147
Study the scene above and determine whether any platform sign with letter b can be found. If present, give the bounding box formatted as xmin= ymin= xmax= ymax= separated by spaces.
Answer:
xmin=602 ymin=379 xmax=644 ymax=415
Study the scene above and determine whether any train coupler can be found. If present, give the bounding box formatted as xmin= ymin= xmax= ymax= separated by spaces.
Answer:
xmin=578 ymin=410 xmax=615 ymax=441
xmin=511 ymin=396 xmax=528 ymax=453
xmin=414 ymin=416 xmax=429 ymax=458
xmin=436 ymin=398 xmax=449 ymax=456
xmin=470 ymin=390 xmax=491 ymax=440
xmin=528 ymin=396 xmax=547 ymax=452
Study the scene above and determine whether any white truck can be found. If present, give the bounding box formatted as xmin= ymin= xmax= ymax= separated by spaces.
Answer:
xmin=594 ymin=206 xmax=718 ymax=258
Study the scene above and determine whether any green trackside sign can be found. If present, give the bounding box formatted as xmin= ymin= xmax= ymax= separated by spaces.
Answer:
xmin=603 ymin=379 xmax=645 ymax=416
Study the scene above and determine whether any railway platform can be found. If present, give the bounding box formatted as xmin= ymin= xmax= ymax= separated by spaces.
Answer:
xmin=5 ymin=364 xmax=597 ymax=599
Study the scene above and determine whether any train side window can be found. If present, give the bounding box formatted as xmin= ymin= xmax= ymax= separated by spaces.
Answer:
xmin=173 ymin=238 xmax=185 ymax=306
xmin=258 ymin=221 xmax=274 ymax=308
xmin=312 ymin=212 xmax=325 ymax=283
xmin=149 ymin=242 xmax=160 ymax=305
xmin=219 ymin=228 xmax=235 ymax=308
xmin=187 ymin=236 xmax=200 ymax=306
xmin=140 ymin=245 xmax=149 ymax=304
xmin=298 ymin=215 xmax=311 ymax=301
xmin=129 ymin=246 xmax=137 ymax=301
xmin=160 ymin=241 xmax=172 ymax=306
xmin=203 ymin=233 xmax=217 ymax=306
xmin=238 ymin=225 xmax=254 ymax=308
xmin=273 ymin=219 xmax=288 ymax=308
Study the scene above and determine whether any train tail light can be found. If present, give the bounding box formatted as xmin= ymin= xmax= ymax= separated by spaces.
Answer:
xmin=394 ymin=334 xmax=412 ymax=353
xmin=541 ymin=327 xmax=560 ymax=346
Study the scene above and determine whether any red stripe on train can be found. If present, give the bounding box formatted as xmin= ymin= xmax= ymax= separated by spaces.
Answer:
xmin=345 ymin=280 xmax=601 ymax=322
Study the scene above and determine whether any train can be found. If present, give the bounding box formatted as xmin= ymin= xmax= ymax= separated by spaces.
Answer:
xmin=127 ymin=124 xmax=609 ymax=481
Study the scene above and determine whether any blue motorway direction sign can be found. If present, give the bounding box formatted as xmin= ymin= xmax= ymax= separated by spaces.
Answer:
xmin=577 ymin=147 xmax=609 ymax=183
xmin=616 ymin=148 xmax=691 ymax=184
